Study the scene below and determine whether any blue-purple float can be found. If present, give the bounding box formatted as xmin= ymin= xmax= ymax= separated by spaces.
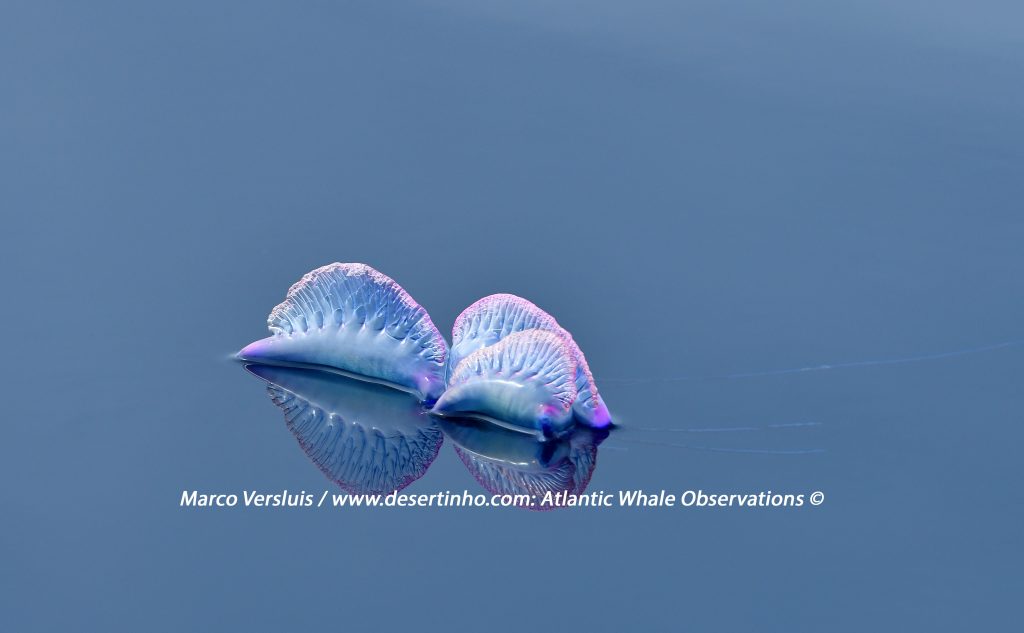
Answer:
xmin=446 ymin=294 xmax=611 ymax=428
xmin=238 ymin=263 xmax=448 ymax=403
xmin=239 ymin=264 xmax=610 ymax=432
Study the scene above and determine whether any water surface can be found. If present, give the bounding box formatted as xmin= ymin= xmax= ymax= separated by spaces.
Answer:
xmin=3 ymin=1 xmax=1022 ymax=631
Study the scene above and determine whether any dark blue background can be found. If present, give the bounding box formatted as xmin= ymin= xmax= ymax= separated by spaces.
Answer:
xmin=3 ymin=2 xmax=1021 ymax=631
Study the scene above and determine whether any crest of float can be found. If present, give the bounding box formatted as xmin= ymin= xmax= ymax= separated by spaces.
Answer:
xmin=238 ymin=263 xmax=448 ymax=403
xmin=244 ymin=363 xmax=443 ymax=494
xmin=445 ymin=294 xmax=611 ymax=428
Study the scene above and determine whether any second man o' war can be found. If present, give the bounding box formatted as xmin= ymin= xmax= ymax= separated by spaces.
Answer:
xmin=239 ymin=263 xmax=612 ymax=434
xmin=433 ymin=329 xmax=580 ymax=434
xmin=448 ymin=293 xmax=611 ymax=428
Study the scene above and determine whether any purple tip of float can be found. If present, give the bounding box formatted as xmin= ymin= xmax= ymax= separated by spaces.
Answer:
xmin=428 ymin=390 xmax=458 ymax=417
xmin=586 ymin=403 xmax=614 ymax=429
xmin=237 ymin=336 xmax=277 ymax=362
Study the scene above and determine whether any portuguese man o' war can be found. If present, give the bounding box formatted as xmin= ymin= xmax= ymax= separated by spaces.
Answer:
xmin=447 ymin=294 xmax=612 ymax=428
xmin=238 ymin=263 xmax=448 ymax=403
xmin=432 ymin=329 xmax=579 ymax=435
xmin=244 ymin=363 xmax=443 ymax=494
xmin=239 ymin=264 xmax=610 ymax=433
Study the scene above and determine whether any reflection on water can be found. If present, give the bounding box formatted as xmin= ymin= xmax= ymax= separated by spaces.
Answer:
xmin=439 ymin=416 xmax=608 ymax=511
xmin=244 ymin=363 xmax=443 ymax=494
xmin=241 ymin=362 xmax=607 ymax=507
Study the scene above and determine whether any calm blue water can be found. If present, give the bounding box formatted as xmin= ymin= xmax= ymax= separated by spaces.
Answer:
xmin=3 ymin=2 xmax=1022 ymax=631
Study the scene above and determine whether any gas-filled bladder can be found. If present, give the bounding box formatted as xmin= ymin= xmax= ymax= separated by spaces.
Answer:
xmin=239 ymin=263 xmax=612 ymax=436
